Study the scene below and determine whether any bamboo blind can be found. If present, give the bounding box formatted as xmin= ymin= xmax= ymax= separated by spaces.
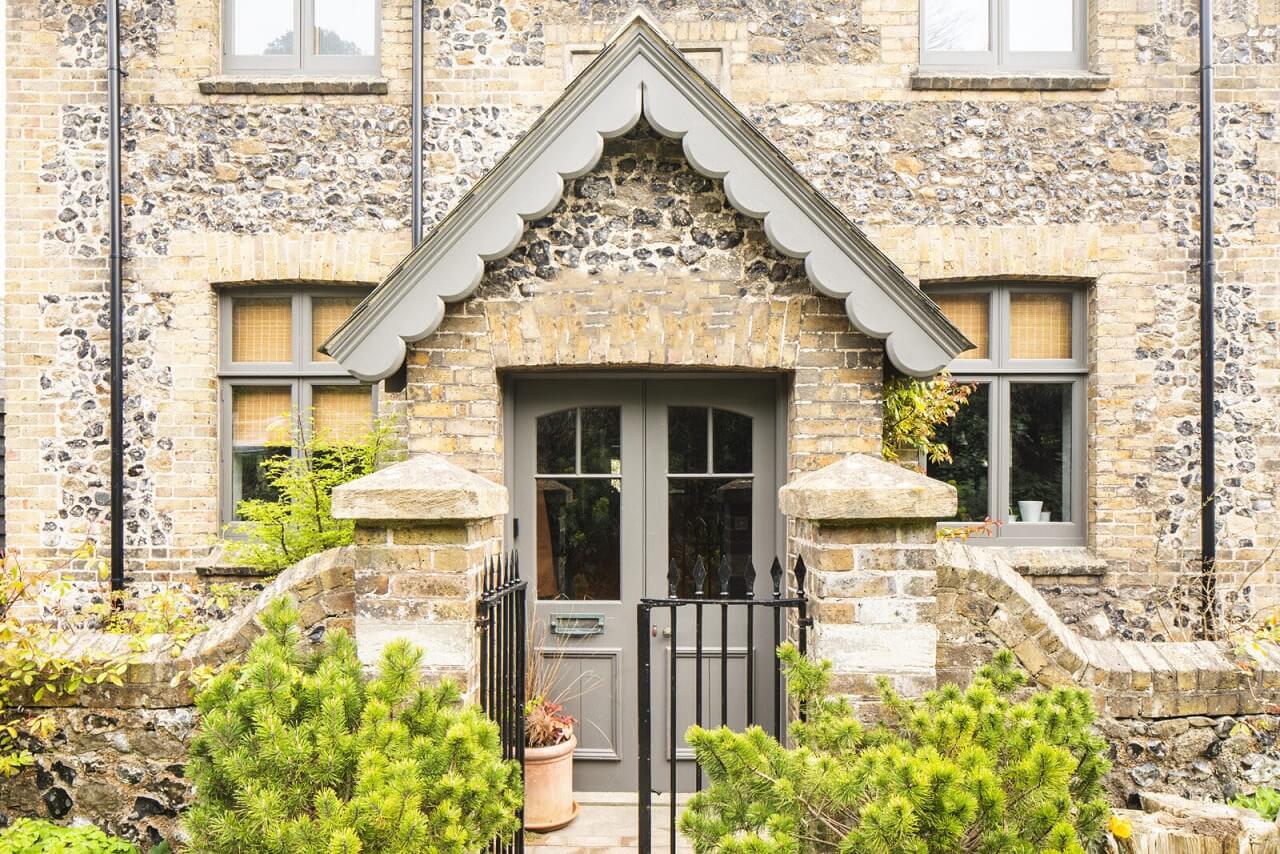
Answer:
xmin=311 ymin=297 xmax=362 ymax=362
xmin=232 ymin=298 xmax=293 ymax=363
xmin=1010 ymin=293 xmax=1072 ymax=360
xmin=232 ymin=387 xmax=292 ymax=446
xmin=313 ymin=386 xmax=372 ymax=442
xmin=932 ymin=293 xmax=990 ymax=359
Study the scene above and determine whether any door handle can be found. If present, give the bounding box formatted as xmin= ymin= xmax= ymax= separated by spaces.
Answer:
xmin=650 ymin=626 xmax=671 ymax=639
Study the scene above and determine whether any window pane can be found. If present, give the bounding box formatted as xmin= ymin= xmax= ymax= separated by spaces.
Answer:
xmin=232 ymin=386 xmax=292 ymax=446
xmin=535 ymin=478 xmax=621 ymax=600
xmin=924 ymin=0 xmax=989 ymax=52
xmin=1010 ymin=293 xmax=1073 ymax=360
xmin=1008 ymin=0 xmax=1075 ymax=52
xmin=581 ymin=407 xmax=621 ymax=474
xmin=668 ymin=477 xmax=753 ymax=598
xmin=232 ymin=298 xmax=293 ymax=364
xmin=312 ymin=385 xmax=373 ymax=443
xmin=927 ymin=382 xmax=989 ymax=523
xmin=712 ymin=409 xmax=752 ymax=474
xmin=536 ymin=410 xmax=576 ymax=475
xmin=231 ymin=0 xmax=295 ymax=56
xmin=314 ymin=0 xmax=377 ymax=56
xmin=669 ymin=407 xmax=709 ymax=474
xmin=932 ymin=293 xmax=990 ymax=359
xmin=311 ymin=296 xmax=362 ymax=362
xmin=1010 ymin=383 xmax=1072 ymax=523
xmin=232 ymin=447 xmax=289 ymax=513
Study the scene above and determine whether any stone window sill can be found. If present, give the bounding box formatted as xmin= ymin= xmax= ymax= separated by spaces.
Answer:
xmin=990 ymin=546 xmax=1107 ymax=577
xmin=198 ymin=76 xmax=389 ymax=96
xmin=910 ymin=70 xmax=1110 ymax=92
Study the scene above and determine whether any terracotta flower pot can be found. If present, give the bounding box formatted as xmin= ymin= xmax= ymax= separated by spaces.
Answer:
xmin=523 ymin=733 xmax=579 ymax=832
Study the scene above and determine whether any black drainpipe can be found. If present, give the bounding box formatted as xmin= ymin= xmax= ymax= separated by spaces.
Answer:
xmin=1198 ymin=0 xmax=1216 ymax=631
xmin=107 ymin=0 xmax=126 ymax=592
xmin=411 ymin=0 xmax=424 ymax=246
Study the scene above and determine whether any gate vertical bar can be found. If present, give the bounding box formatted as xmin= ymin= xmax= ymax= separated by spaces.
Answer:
xmin=638 ymin=603 xmax=652 ymax=853
xmin=668 ymin=604 xmax=678 ymax=854
xmin=479 ymin=549 xmax=527 ymax=854
xmin=693 ymin=557 xmax=705 ymax=791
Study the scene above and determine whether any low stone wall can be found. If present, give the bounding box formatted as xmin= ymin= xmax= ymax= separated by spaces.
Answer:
xmin=0 ymin=548 xmax=355 ymax=846
xmin=937 ymin=542 xmax=1280 ymax=804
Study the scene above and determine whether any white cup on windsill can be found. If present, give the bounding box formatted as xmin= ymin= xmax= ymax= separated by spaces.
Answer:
xmin=1018 ymin=501 xmax=1043 ymax=523
xmin=1040 ymin=511 xmax=1052 ymax=522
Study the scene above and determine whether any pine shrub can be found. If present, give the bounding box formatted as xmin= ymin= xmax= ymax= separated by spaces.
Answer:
xmin=681 ymin=646 xmax=1111 ymax=854
xmin=183 ymin=597 xmax=522 ymax=854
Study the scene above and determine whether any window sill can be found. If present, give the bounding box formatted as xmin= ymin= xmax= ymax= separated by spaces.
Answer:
xmin=910 ymin=70 xmax=1110 ymax=92
xmin=978 ymin=546 xmax=1106 ymax=577
xmin=198 ymin=76 xmax=389 ymax=96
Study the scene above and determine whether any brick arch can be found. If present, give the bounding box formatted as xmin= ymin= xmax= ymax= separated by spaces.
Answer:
xmin=197 ymin=231 xmax=408 ymax=286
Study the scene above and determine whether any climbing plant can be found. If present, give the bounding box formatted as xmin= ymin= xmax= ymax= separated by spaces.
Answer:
xmin=882 ymin=372 xmax=975 ymax=465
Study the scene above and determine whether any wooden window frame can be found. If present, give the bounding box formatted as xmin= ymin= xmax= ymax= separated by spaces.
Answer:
xmin=218 ymin=286 xmax=375 ymax=529
xmin=927 ymin=282 xmax=1088 ymax=546
xmin=919 ymin=0 xmax=1087 ymax=72
xmin=222 ymin=0 xmax=381 ymax=76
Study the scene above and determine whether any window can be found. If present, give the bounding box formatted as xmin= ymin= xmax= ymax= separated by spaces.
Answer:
xmin=926 ymin=283 xmax=1087 ymax=545
xmin=219 ymin=288 xmax=373 ymax=525
xmin=920 ymin=0 xmax=1086 ymax=71
xmin=223 ymin=0 xmax=380 ymax=75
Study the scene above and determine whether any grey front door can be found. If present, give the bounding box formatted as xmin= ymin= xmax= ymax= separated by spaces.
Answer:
xmin=511 ymin=378 xmax=778 ymax=793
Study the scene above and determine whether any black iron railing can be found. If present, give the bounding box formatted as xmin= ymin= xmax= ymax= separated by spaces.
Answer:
xmin=478 ymin=550 xmax=528 ymax=854
xmin=636 ymin=555 xmax=811 ymax=853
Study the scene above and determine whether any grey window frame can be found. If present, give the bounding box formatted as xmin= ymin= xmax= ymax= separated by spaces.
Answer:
xmin=927 ymin=282 xmax=1088 ymax=546
xmin=218 ymin=286 xmax=375 ymax=529
xmin=222 ymin=0 xmax=381 ymax=76
xmin=919 ymin=0 xmax=1087 ymax=71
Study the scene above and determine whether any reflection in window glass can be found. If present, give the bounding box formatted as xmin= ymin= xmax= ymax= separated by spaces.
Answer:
xmin=668 ymin=478 xmax=753 ymax=598
xmin=1008 ymin=0 xmax=1074 ymax=52
xmin=314 ymin=0 xmax=377 ymax=55
xmin=231 ymin=386 xmax=292 ymax=517
xmin=536 ymin=410 xmax=576 ymax=475
xmin=232 ymin=0 xmax=295 ymax=56
xmin=535 ymin=478 xmax=621 ymax=600
xmin=927 ymin=383 xmax=990 ymax=523
xmin=712 ymin=409 xmax=752 ymax=473
xmin=581 ymin=408 xmax=621 ymax=474
xmin=924 ymin=0 xmax=989 ymax=51
xmin=668 ymin=407 xmax=709 ymax=474
xmin=1010 ymin=383 xmax=1071 ymax=522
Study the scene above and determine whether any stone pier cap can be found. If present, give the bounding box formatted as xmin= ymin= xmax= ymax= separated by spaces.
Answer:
xmin=332 ymin=453 xmax=509 ymax=522
xmin=778 ymin=453 xmax=957 ymax=522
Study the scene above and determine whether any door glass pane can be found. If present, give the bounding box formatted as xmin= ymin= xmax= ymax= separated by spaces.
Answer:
xmin=311 ymin=385 xmax=373 ymax=443
xmin=932 ymin=293 xmax=990 ymax=360
xmin=581 ymin=408 xmax=621 ymax=474
xmin=314 ymin=0 xmax=377 ymax=55
xmin=1010 ymin=293 xmax=1073 ymax=360
xmin=924 ymin=0 xmax=989 ymax=52
xmin=1010 ymin=383 xmax=1072 ymax=523
xmin=311 ymin=296 xmax=362 ymax=362
xmin=712 ymin=409 xmax=752 ymax=474
xmin=1008 ymin=0 xmax=1074 ymax=52
xmin=927 ymin=382 xmax=990 ymax=523
xmin=536 ymin=410 xmax=576 ymax=474
xmin=232 ymin=298 xmax=293 ymax=364
xmin=668 ymin=407 xmax=708 ymax=474
xmin=231 ymin=0 xmax=295 ymax=56
xmin=668 ymin=478 xmax=754 ymax=598
xmin=535 ymin=478 xmax=621 ymax=600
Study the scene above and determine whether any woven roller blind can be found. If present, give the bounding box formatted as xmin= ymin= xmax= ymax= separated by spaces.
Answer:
xmin=232 ymin=387 xmax=292 ymax=446
xmin=311 ymin=297 xmax=362 ymax=362
xmin=313 ymin=386 xmax=373 ymax=442
xmin=1010 ymin=293 xmax=1072 ymax=360
xmin=932 ymin=293 xmax=990 ymax=359
xmin=232 ymin=298 xmax=293 ymax=363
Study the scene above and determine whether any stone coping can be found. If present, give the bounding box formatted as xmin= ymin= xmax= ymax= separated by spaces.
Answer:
xmin=938 ymin=542 xmax=1280 ymax=718
xmin=779 ymin=453 xmax=957 ymax=522
xmin=331 ymin=454 xmax=508 ymax=522
xmin=910 ymin=70 xmax=1111 ymax=91
xmin=987 ymin=546 xmax=1108 ymax=577
xmin=197 ymin=76 xmax=389 ymax=95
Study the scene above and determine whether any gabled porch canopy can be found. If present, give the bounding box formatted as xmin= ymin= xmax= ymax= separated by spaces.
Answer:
xmin=323 ymin=13 xmax=971 ymax=381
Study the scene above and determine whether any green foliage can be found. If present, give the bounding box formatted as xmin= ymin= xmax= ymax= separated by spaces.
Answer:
xmin=1232 ymin=785 xmax=1280 ymax=821
xmin=183 ymin=596 xmax=522 ymax=854
xmin=0 ymin=818 xmax=139 ymax=854
xmin=681 ymin=646 xmax=1111 ymax=854
xmin=882 ymin=373 xmax=975 ymax=464
xmin=221 ymin=416 xmax=400 ymax=575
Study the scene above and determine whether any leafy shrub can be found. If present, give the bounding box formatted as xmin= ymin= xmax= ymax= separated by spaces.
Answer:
xmin=184 ymin=597 xmax=522 ymax=853
xmin=0 ymin=818 xmax=139 ymax=854
xmin=1233 ymin=785 xmax=1280 ymax=821
xmin=221 ymin=416 xmax=399 ymax=575
xmin=681 ymin=646 xmax=1111 ymax=854
xmin=882 ymin=372 xmax=975 ymax=464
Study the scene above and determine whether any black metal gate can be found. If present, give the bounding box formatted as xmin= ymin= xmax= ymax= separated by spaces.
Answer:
xmin=636 ymin=555 xmax=811 ymax=853
xmin=478 ymin=550 xmax=528 ymax=854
